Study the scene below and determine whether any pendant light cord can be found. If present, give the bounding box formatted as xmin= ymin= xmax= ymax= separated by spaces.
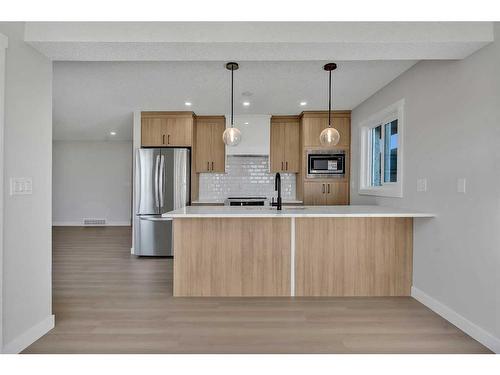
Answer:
xmin=231 ymin=66 xmax=234 ymax=127
xmin=328 ymin=69 xmax=332 ymax=128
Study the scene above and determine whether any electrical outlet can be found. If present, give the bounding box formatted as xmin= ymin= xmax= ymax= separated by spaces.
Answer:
xmin=417 ymin=178 xmax=428 ymax=192
xmin=10 ymin=177 xmax=33 ymax=195
xmin=457 ymin=178 xmax=466 ymax=193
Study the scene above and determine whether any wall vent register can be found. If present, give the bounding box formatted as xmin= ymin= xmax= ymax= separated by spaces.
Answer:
xmin=83 ymin=218 xmax=106 ymax=226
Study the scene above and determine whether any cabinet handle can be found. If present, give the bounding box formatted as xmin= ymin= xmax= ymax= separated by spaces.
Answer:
xmin=286 ymin=161 xmax=288 ymax=171
xmin=211 ymin=161 xmax=214 ymax=171
xmin=281 ymin=161 xmax=284 ymax=170
xmin=328 ymin=184 xmax=330 ymax=194
xmin=322 ymin=184 xmax=325 ymax=194
xmin=207 ymin=162 xmax=210 ymax=171
xmin=162 ymin=134 xmax=165 ymax=144
xmin=167 ymin=134 xmax=170 ymax=144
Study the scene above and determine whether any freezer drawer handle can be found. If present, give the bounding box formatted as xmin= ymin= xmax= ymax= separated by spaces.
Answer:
xmin=139 ymin=216 xmax=172 ymax=222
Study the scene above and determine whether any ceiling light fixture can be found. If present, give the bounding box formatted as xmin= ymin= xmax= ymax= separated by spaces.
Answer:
xmin=319 ymin=63 xmax=341 ymax=147
xmin=222 ymin=62 xmax=242 ymax=147
xmin=184 ymin=101 xmax=192 ymax=106
xmin=300 ymin=101 xmax=307 ymax=106
xmin=242 ymin=101 xmax=250 ymax=107
xmin=110 ymin=131 xmax=117 ymax=136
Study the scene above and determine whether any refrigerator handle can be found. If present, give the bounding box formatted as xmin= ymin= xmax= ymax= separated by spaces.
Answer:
xmin=159 ymin=154 xmax=165 ymax=209
xmin=154 ymin=154 xmax=160 ymax=212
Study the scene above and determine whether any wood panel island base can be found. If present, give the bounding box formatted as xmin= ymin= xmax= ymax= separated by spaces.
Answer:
xmin=164 ymin=206 xmax=434 ymax=297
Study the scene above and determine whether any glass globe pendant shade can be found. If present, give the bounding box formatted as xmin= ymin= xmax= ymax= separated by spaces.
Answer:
xmin=319 ymin=127 xmax=340 ymax=146
xmin=222 ymin=127 xmax=242 ymax=146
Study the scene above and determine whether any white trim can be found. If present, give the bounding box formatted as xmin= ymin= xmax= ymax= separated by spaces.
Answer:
xmin=290 ymin=218 xmax=295 ymax=297
xmin=0 ymin=32 xmax=7 ymax=355
xmin=52 ymin=221 xmax=131 ymax=227
xmin=411 ymin=287 xmax=500 ymax=353
xmin=2 ymin=315 xmax=55 ymax=354
xmin=359 ymin=99 xmax=404 ymax=198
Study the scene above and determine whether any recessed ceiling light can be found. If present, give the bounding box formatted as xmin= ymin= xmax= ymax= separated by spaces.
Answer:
xmin=244 ymin=122 xmax=249 ymax=125
xmin=242 ymin=101 xmax=250 ymax=107
xmin=300 ymin=101 xmax=307 ymax=106
xmin=110 ymin=131 xmax=117 ymax=136
xmin=184 ymin=101 xmax=192 ymax=106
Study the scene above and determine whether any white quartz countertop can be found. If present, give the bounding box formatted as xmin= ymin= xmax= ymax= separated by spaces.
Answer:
xmin=162 ymin=205 xmax=435 ymax=218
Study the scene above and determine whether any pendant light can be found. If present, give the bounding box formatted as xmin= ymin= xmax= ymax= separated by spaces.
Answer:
xmin=319 ymin=63 xmax=341 ymax=147
xmin=222 ymin=62 xmax=242 ymax=146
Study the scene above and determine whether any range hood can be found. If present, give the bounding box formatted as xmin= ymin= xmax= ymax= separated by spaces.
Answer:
xmin=225 ymin=115 xmax=270 ymax=156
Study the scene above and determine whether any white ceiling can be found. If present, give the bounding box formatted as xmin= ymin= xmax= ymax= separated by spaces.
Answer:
xmin=48 ymin=22 xmax=494 ymax=142
xmin=28 ymin=22 xmax=493 ymax=61
xmin=53 ymin=60 xmax=417 ymax=141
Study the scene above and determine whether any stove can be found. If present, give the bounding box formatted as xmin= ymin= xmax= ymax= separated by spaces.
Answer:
xmin=224 ymin=196 xmax=268 ymax=206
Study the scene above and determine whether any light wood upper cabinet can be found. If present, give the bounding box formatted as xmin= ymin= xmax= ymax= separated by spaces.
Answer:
xmin=301 ymin=112 xmax=350 ymax=149
xmin=141 ymin=112 xmax=193 ymax=147
xmin=195 ymin=116 xmax=226 ymax=173
xmin=164 ymin=116 xmax=193 ymax=146
xmin=141 ymin=117 xmax=164 ymax=147
xmin=270 ymin=116 xmax=300 ymax=173
xmin=303 ymin=181 xmax=349 ymax=205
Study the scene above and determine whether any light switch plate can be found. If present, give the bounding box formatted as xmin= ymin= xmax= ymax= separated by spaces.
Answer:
xmin=457 ymin=178 xmax=466 ymax=193
xmin=10 ymin=177 xmax=33 ymax=195
xmin=417 ymin=178 xmax=428 ymax=192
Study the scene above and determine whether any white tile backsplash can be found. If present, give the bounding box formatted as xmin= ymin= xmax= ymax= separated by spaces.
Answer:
xmin=198 ymin=155 xmax=296 ymax=202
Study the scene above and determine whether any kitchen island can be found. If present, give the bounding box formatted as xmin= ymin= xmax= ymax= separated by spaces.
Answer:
xmin=163 ymin=206 xmax=434 ymax=297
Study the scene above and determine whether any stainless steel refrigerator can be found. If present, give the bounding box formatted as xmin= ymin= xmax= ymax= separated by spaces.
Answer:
xmin=134 ymin=148 xmax=190 ymax=256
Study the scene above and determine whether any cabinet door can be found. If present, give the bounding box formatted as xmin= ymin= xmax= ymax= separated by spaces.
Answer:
xmin=141 ymin=118 xmax=164 ymax=146
xmin=331 ymin=117 xmax=350 ymax=148
xmin=303 ymin=182 xmax=327 ymax=205
xmin=302 ymin=117 xmax=325 ymax=148
xmin=195 ymin=120 xmax=213 ymax=172
xmin=326 ymin=182 xmax=349 ymax=205
xmin=284 ymin=121 xmax=300 ymax=172
xmin=302 ymin=115 xmax=350 ymax=149
xmin=270 ymin=122 xmax=285 ymax=172
xmin=210 ymin=121 xmax=226 ymax=172
xmin=164 ymin=117 xmax=193 ymax=146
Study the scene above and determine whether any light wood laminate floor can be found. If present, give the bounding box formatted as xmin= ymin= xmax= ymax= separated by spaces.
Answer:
xmin=23 ymin=226 xmax=491 ymax=354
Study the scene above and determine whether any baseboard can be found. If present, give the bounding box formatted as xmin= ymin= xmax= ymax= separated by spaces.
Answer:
xmin=2 ymin=314 xmax=55 ymax=354
xmin=411 ymin=286 xmax=500 ymax=353
xmin=52 ymin=221 xmax=131 ymax=227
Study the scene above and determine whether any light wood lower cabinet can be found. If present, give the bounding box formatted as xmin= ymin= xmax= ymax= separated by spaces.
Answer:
xmin=173 ymin=218 xmax=291 ymax=296
xmin=195 ymin=116 xmax=226 ymax=173
xmin=295 ymin=217 xmax=413 ymax=296
xmin=303 ymin=181 xmax=348 ymax=205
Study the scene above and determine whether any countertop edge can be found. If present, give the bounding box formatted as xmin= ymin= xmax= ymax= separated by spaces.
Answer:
xmin=163 ymin=213 xmax=435 ymax=218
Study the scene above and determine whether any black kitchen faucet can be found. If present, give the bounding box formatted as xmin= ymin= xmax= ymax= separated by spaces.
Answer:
xmin=271 ymin=172 xmax=282 ymax=211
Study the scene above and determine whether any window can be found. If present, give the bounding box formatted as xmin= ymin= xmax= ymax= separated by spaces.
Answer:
xmin=359 ymin=99 xmax=404 ymax=197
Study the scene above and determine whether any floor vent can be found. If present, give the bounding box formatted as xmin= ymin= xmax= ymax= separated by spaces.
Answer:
xmin=83 ymin=218 xmax=106 ymax=226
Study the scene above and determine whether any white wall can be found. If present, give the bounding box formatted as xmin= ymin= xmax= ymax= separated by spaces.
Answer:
xmin=0 ymin=31 xmax=7 ymax=353
xmin=0 ymin=23 xmax=53 ymax=353
xmin=351 ymin=23 xmax=500 ymax=352
xmin=53 ymin=141 xmax=132 ymax=226
xmin=225 ymin=115 xmax=270 ymax=156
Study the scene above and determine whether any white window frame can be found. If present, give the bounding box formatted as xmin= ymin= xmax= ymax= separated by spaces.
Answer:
xmin=359 ymin=99 xmax=404 ymax=198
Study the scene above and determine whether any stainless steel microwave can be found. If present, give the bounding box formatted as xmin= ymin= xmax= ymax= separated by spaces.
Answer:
xmin=306 ymin=150 xmax=346 ymax=178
